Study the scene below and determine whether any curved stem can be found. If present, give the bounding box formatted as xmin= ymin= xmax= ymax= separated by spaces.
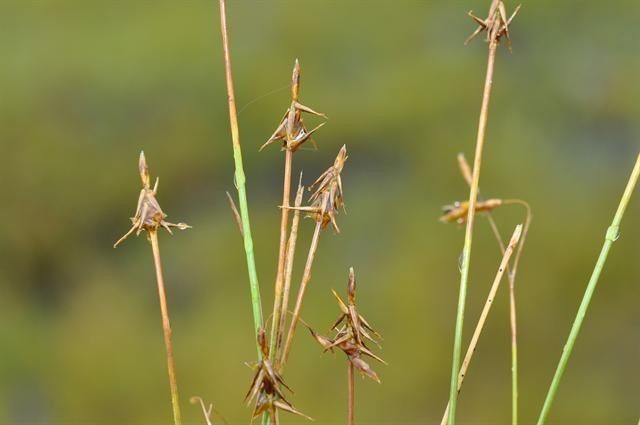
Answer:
xmin=149 ymin=231 xmax=182 ymax=425
xmin=537 ymin=154 xmax=640 ymax=424
xmin=501 ymin=199 xmax=531 ymax=425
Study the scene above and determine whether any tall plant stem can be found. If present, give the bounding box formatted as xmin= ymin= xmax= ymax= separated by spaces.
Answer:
xmin=280 ymin=221 xmax=322 ymax=370
xmin=441 ymin=224 xmax=522 ymax=425
xmin=270 ymin=150 xmax=293 ymax=361
xmin=509 ymin=271 xmax=518 ymax=425
xmin=348 ymin=361 xmax=355 ymax=425
xmin=448 ymin=40 xmax=498 ymax=425
xmin=502 ymin=199 xmax=531 ymax=425
xmin=218 ymin=0 xmax=264 ymax=351
xmin=537 ymin=154 xmax=640 ymax=424
xmin=149 ymin=231 xmax=182 ymax=425
xmin=276 ymin=180 xmax=304 ymax=367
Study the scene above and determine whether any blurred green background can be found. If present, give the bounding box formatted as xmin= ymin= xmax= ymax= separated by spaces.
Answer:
xmin=1 ymin=0 xmax=640 ymax=424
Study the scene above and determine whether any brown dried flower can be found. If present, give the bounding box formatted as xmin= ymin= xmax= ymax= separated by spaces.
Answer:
xmin=440 ymin=198 xmax=503 ymax=224
xmin=114 ymin=151 xmax=190 ymax=247
xmin=466 ymin=0 xmax=521 ymax=47
xmin=308 ymin=268 xmax=385 ymax=383
xmin=245 ymin=329 xmax=311 ymax=421
xmin=286 ymin=145 xmax=348 ymax=232
xmin=260 ymin=59 xmax=327 ymax=153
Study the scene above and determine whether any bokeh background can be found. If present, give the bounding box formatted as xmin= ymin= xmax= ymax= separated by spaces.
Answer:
xmin=2 ymin=0 xmax=640 ymax=424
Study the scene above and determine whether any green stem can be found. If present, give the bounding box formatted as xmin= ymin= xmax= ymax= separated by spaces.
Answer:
xmin=537 ymin=153 xmax=640 ymax=424
xmin=448 ymin=40 xmax=498 ymax=425
xmin=509 ymin=282 xmax=518 ymax=425
xmin=217 ymin=0 xmax=264 ymax=353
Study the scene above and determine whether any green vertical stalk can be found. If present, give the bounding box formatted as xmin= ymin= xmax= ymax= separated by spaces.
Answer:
xmin=217 ymin=0 xmax=264 ymax=352
xmin=537 ymin=154 xmax=640 ymax=424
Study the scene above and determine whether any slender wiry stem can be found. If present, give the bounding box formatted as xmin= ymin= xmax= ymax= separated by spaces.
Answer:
xmin=280 ymin=221 xmax=323 ymax=370
xmin=508 ymin=270 xmax=518 ymax=425
xmin=459 ymin=155 xmax=529 ymax=425
xmin=270 ymin=150 xmax=293 ymax=360
xmin=441 ymin=224 xmax=522 ymax=425
xmin=149 ymin=231 xmax=182 ymax=425
xmin=218 ymin=0 xmax=264 ymax=352
xmin=348 ymin=360 xmax=355 ymax=425
xmin=276 ymin=179 xmax=304 ymax=368
xmin=537 ymin=154 xmax=640 ymax=424
xmin=448 ymin=39 xmax=498 ymax=425
xmin=458 ymin=153 xmax=529 ymax=425
xmin=502 ymin=199 xmax=531 ymax=425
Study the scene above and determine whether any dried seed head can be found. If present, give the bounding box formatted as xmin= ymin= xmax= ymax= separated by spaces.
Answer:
xmin=466 ymin=0 xmax=521 ymax=47
xmin=260 ymin=60 xmax=327 ymax=152
xmin=306 ymin=145 xmax=348 ymax=231
xmin=440 ymin=199 xmax=503 ymax=224
xmin=308 ymin=268 xmax=384 ymax=383
xmin=245 ymin=328 xmax=310 ymax=420
xmin=114 ymin=152 xmax=191 ymax=247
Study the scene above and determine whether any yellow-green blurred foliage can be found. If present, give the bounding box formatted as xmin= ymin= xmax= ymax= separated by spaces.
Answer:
xmin=1 ymin=0 xmax=640 ymax=423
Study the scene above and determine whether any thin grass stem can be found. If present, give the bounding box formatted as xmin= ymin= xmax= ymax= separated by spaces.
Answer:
xmin=441 ymin=224 xmax=522 ymax=425
xmin=348 ymin=360 xmax=355 ymax=425
xmin=537 ymin=153 xmax=640 ymax=424
xmin=501 ymin=199 xmax=531 ymax=425
xmin=448 ymin=39 xmax=498 ymax=425
xmin=457 ymin=153 xmax=530 ymax=425
xmin=280 ymin=221 xmax=323 ymax=370
xmin=270 ymin=150 xmax=293 ymax=361
xmin=149 ymin=231 xmax=182 ymax=425
xmin=217 ymin=0 xmax=264 ymax=352
xmin=276 ymin=178 xmax=304 ymax=368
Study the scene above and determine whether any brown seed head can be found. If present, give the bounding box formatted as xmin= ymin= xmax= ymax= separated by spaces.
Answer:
xmin=466 ymin=0 xmax=521 ymax=47
xmin=260 ymin=60 xmax=327 ymax=153
xmin=440 ymin=198 xmax=503 ymax=224
xmin=114 ymin=152 xmax=191 ymax=247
